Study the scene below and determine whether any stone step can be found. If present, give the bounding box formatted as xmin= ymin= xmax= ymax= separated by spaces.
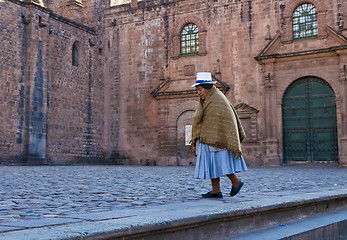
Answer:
xmin=0 ymin=189 xmax=346 ymax=240
xmin=231 ymin=209 xmax=347 ymax=240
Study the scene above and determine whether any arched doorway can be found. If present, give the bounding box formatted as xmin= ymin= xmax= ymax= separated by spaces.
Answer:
xmin=176 ymin=110 xmax=195 ymax=166
xmin=282 ymin=77 xmax=338 ymax=163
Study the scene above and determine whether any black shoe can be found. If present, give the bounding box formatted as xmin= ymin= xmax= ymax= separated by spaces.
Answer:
xmin=202 ymin=191 xmax=223 ymax=198
xmin=230 ymin=181 xmax=244 ymax=196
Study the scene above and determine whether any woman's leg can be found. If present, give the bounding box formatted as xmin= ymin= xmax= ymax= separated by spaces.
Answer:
xmin=202 ymin=177 xmax=222 ymax=198
xmin=227 ymin=174 xmax=244 ymax=196
xmin=226 ymin=174 xmax=240 ymax=188
xmin=211 ymin=177 xmax=221 ymax=193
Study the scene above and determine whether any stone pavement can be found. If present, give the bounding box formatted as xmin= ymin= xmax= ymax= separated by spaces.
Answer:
xmin=0 ymin=165 xmax=347 ymax=239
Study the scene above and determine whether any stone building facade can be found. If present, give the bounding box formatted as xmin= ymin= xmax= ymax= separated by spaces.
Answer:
xmin=1 ymin=0 xmax=347 ymax=167
xmin=0 ymin=0 xmax=105 ymax=164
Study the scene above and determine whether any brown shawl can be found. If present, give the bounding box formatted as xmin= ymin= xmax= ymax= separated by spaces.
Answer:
xmin=191 ymin=86 xmax=246 ymax=158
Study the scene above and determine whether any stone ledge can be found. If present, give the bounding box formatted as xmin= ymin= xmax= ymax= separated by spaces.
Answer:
xmin=232 ymin=209 xmax=347 ymax=240
xmin=0 ymin=189 xmax=346 ymax=240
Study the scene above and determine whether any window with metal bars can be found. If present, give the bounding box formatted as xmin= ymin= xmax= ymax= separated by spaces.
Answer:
xmin=180 ymin=23 xmax=199 ymax=56
xmin=292 ymin=3 xmax=317 ymax=40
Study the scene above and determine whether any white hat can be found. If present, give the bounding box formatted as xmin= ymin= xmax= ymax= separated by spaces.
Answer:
xmin=191 ymin=72 xmax=217 ymax=87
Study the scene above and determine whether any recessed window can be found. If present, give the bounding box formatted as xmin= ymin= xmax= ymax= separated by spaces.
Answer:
xmin=72 ymin=42 xmax=79 ymax=66
xmin=180 ymin=23 xmax=199 ymax=56
xmin=292 ymin=3 xmax=317 ymax=40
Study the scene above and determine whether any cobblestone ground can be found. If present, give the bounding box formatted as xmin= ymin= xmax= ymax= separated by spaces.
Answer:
xmin=0 ymin=165 xmax=346 ymax=223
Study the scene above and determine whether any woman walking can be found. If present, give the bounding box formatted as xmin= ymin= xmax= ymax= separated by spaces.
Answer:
xmin=191 ymin=72 xmax=247 ymax=198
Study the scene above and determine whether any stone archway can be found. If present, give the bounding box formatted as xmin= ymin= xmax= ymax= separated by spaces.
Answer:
xmin=167 ymin=100 xmax=198 ymax=166
xmin=282 ymin=76 xmax=338 ymax=163
xmin=176 ymin=110 xmax=195 ymax=166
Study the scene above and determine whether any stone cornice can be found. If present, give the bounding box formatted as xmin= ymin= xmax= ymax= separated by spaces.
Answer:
xmin=151 ymin=75 xmax=230 ymax=100
xmin=255 ymin=26 xmax=347 ymax=62
xmin=6 ymin=0 xmax=96 ymax=35
xmin=49 ymin=12 xmax=95 ymax=35
xmin=235 ymin=103 xmax=259 ymax=113
xmin=255 ymin=45 xmax=347 ymax=61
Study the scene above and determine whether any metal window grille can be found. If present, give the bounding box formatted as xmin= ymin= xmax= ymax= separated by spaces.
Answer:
xmin=180 ymin=24 xmax=199 ymax=56
xmin=292 ymin=3 xmax=317 ymax=40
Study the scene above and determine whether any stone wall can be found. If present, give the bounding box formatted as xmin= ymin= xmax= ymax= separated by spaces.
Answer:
xmin=0 ymin=0 xmax=105 ymax=164
xmin=1 ymin=0 xmax=346 ymax=166
xmin=0 ymin=0 xmax=25 ymax=162
xmin=105 ymin=0 xmax=347 ymax=166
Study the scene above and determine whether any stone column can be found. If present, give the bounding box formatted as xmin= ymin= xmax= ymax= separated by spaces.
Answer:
xmin=20 ymin=10 xmax=49 ymax=164
xmin=337 ymin=50 xmax=347 ymax=167
xmin=261 ymin=59 xmax=281 ymax=166
xmin=103 ymin=27 xmax=112 ymax=160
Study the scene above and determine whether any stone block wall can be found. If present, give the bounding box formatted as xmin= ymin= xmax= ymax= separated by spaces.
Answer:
xmin=1 ymin=0 xmax=346 ymax=166
xmin=46 ymin=18 xmax=104 ymax=164
xmin=105 ymin=0 xmax=347 ymax=166
xmin=0 ymin=1 xmax=26 ymax=162
xmin=105 ymin=5 xmax=167 ymax=164
xmin=0 ymin=0 xmax=105 ymax=164
xmin=105 ymin=0 xmax=273 ymax=165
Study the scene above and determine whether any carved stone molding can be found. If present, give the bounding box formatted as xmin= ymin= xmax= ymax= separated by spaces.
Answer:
xmin=262 ymin=73 xmax=276 ymax=88
xmin=67 ymin=0 xmax=83 ymax=7
xmin=235 ymin=103 xmax=259 ymax=143
xmin=21 ymin=0 xmax=44 ymax=7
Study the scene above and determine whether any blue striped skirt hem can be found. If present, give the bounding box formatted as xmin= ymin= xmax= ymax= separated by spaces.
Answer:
xmin=194 ymin=142 xmax=248 ymax=179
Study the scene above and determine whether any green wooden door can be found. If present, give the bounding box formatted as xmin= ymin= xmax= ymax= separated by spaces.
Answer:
xmin=282 ymin=77 xmax=338 ymax=163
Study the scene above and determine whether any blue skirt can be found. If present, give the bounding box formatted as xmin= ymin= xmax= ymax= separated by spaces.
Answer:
xmin=194 ymin=141 xmax=248 ymax=179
